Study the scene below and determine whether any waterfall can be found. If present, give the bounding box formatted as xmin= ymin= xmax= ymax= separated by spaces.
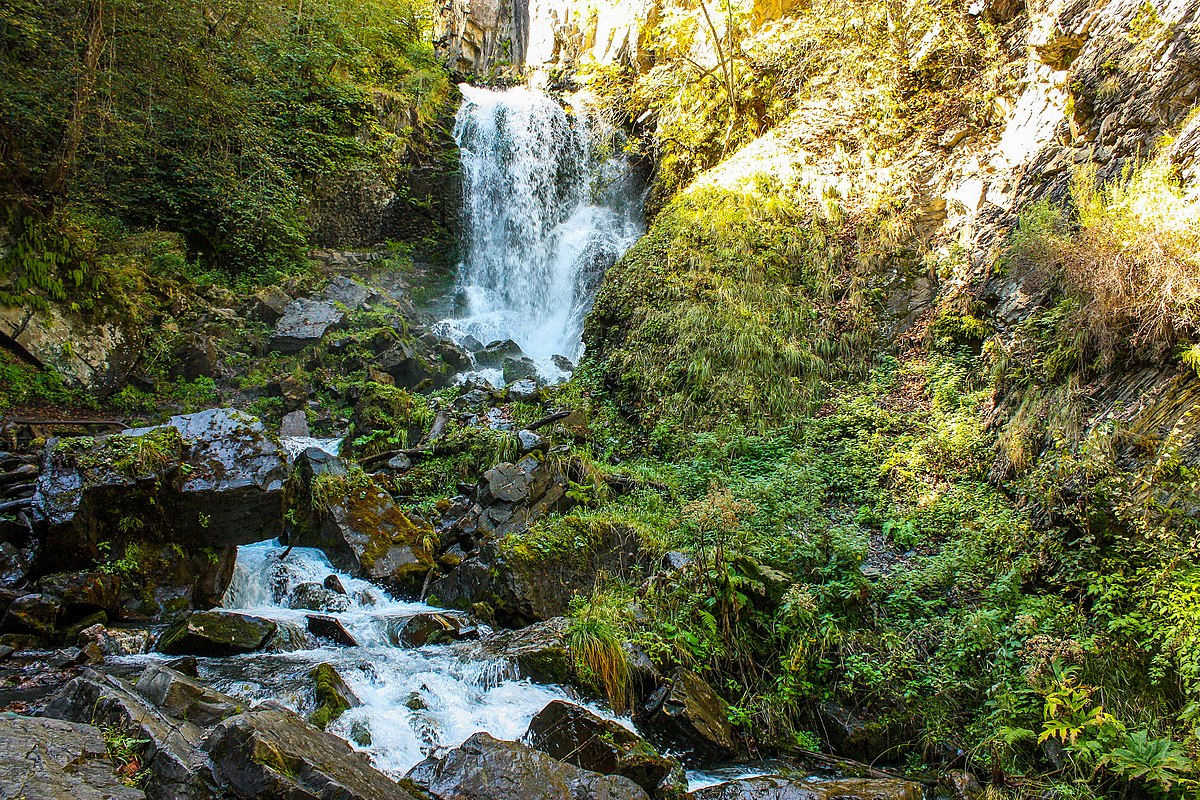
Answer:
xmin=437 ymin=84 xmax=644 ymax=383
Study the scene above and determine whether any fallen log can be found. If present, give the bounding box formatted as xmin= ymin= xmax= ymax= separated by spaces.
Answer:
xmin=524 ymin=409 xmax=571 ymax=431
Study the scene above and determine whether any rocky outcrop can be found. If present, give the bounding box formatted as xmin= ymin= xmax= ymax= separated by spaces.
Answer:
xmin=204 ymin=708 xmax=423 ymax=800
xmin=635 ymin=669 xmax=737 ymax=764
xmin=0 ymin=713 xmax=145 ymax=800
xmin=308 ymin=662 xmax=361 ymax=729
xmin=0 ymin=303 xmax=134 ymax=393
xmin=407 ymin=731 xmax=650 ymax=800
xmin=689 ymin=776 xmax=924 ymax=800
xmin=525 ymin=700 xmax=685 ymax=799
xmin=434 ymin=0 xmax=651 ymax=78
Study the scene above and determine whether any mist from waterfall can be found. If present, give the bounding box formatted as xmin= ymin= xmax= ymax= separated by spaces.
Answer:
xmin=437 ymin=84 xmax=644 ymax=383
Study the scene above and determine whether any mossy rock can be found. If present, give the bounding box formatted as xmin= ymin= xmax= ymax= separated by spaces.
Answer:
xmin=308 ymin=662 xmax=361 ymax=730
xmin=157 ymin=610 xmax=276 ymax=656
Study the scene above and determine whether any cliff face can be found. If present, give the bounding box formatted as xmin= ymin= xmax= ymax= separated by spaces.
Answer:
xmin=433 ymin=0 xmax=651 ymax=78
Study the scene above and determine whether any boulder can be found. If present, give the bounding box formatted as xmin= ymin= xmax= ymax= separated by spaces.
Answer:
xmin=503 ymin=356 xmax=539 ymax=384
xmin=203 ymin=708 xmax=422 ymax=800
xmin=467 ymin=617 xmax=572 ymax=683
xmin=309 ymin=662 xmax=361 ymax=729
xmin=249 ymin=286 xmax=292 ymax=324
xmin=0 ymin=713 xmax=145 ymax=800
xmin=134 ymin=663 xmax=242 ymax=728
xmin=635 ymin=669 xmax=736 ymax=764
xmin=38 ymin=572 xmax=122 ymax=617
xmin=552 ymin=354 xmax=576 ymax=372
xmin=322 ymin=275 xmax=370 ymax=309
xmin=279 ymin=409 xmax=310 ymax=438
xmin=270 ymin=299 xmax=344 ymax=353
xmin=312 ymin=485 xmax=435 ymax=592
xmin=169 ymin=333 xmax=220 ymax=381
xmin=688 ymin=776 xmax=923 ymax=800
xmin=508 ymin=377 xmax=541 ymax=401
xmin=306 ymin=614 xmax=359 ymax=647
xmin=475 ymin=339 xmax=525 ymax=367
xmin=518 ymin=429 xmax=545 ymax=453
xmin=78 ymin=624 xmax=151 ymax=661
xmin=406 ymin=731 xmax=649 ymax=800
xmin=157 ymin=610 xmax=276 ymax=656
xmin=289 ymin=582 xmax=351 ymax=613
xmin=1 ymin=592 xmax=61 ymax=635
xmin=524 ymin=701 xmax=685 ymax=799
xmin=324 ymin=574 xmax=347 ymax=594
xmin=392 ymin=611 xmax=478 ymax=647
xmin=34 ymin=409 xmax=288 ymax=576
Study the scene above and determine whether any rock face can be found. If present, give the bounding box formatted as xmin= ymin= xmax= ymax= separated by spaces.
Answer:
xmin=0 ymin=712 xmax=145 ymax=800
xmin=524 ymin=700 xmax=685 ymax=799
xmin=0 ymin=303 xmax=134 ymax=393
xmin=635 ymin=669 xmax=736 ymax=764
xmin=204 ymin=708 xmax=423 ymax=800
xmin=407 ymin=731 xmax=650 ymax=800
xmin=157 ymin=610 xmax=277 ymax=656
xmin=688 ymin=776 xmax=923 ymax=800
xmin=270 ymin=298 xmax=345 ymax=353
xmin=133 ymin=663 xmax=242 ymax=728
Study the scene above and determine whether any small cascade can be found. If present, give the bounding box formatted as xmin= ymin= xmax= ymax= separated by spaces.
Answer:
xmin=437 ymin=85 xmax=644 ymax=384
xmin=198 ymin=542 xmax=599 ymax=777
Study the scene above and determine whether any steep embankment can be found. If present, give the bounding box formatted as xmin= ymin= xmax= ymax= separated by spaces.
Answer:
xmin=439 ymin=0 xmax=1200 ymax=794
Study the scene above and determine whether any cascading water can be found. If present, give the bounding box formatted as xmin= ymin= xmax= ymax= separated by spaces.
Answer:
xmin=183 ymin=541 xmax=603 ymax=776
xmin=437 ymin=85 xmax=644 ymax=384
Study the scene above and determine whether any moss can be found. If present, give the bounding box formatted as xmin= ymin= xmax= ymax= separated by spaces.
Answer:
xmin=308 ymin=663 xmax=353 ymax=730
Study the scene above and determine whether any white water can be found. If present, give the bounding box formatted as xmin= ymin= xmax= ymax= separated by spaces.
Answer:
xmin=437 ymin=85 xmax=644 ymax=384
xmin=203 ymin=542 xmax=604 ymax=777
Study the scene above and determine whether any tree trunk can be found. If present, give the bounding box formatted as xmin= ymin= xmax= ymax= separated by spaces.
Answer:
xmin=45 ymin=0 xmax=107 ymax=199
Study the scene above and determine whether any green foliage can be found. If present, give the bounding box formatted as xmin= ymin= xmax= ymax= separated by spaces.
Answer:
xmin=1 ymin=0 xmax=452 ymax=276
xmin=568 ymin=594 xmax=634 ymax=713
xmin=100 ymin=723 xmax=150 ymax=787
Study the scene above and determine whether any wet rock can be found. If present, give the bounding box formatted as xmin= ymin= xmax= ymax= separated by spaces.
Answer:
xmin=0 ymin=540 xmax=32 ymax=588
xmin=393 ymin=611 xmax=478 ymax=647
xmin=0 ymin=713 xmax=145 ymax=800
xmin=134 ymin=663 xmax=243 ymax=728
xmin=250 ymin=286 xmax=292 ymax=324
xmin=312 ymin=484 xmax=435 ymax=592
xmin=525 ymin=700 xmax=685 ymax=799
xmin=407 ymin=731 xmax=649 ymax=800
xmin=552 ymin=354 xmax=576 ymax=372
xmin=324 ymin=574 xmax=347 ymax=594
xmin=434 ymin=339 xmax=473 ymax=372
xmin=78 ymin=624 xmax=151 ymax=661
xmin=309 ymin=662 xmax=361 ymax=730
xmin=461 ymin=334 xmax=484 ymax=352
xmin=279 ymin=409 xmax=310 ymax=438
xmin=457 ymin=388 xmax=492 ymax=407
xmin=164 ymin=656 xmax=199 ymax=677
xmin=294 ymin=446 xmax=348 ymax=481
xmin=37 ymin=572 xmax=122 ymax=617
xmin=475 ymin=339 xmax=525 ymax=367
xmin=270 ymin=299 xmax=345 ymax=354
xmin=503 ymin=356 xmax=539 ymax=384
xmin=688 ymin=776 xmax=923 ymax=800
xmin=306 ymin=614 xmax=359 ymax=647
xmin=289 ymin=582 xmax=350 ymax=613
xmin=204 ymin=708 xmax=421 ymax=800
xmin=815 ymin=702 xmax=898 ymax=762
xmin=1 ymin=592 xmax=61 ymax=635
xmin=157 ymin=610 xmax=277 ymax=656
xmin=635 ymin=669 xmax=736 ymax=764
xmin=468 ymin=617 xmax=571 ymax=683
xmin=508 ymin=378 xmax=541 ymax=401
xmin=35 ymin=409 xmax=288 ymax=575
xmin=323 ymin=275 xmax=370 ymax=309
xmin=517 ymin=429 xmax=545 ymax=453
xmin=483 ymin=459 xmax=536 ymax=503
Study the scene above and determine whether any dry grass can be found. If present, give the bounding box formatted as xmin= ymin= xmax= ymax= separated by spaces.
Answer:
xmin=1060 ymin=160 xmax=1200 ymax=365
